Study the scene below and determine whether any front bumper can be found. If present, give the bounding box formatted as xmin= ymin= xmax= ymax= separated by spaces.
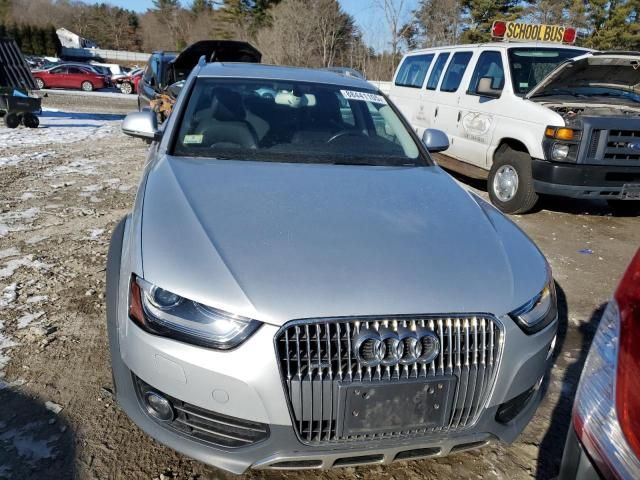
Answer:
xmin=532 ymin=160 xmax=640 ymax=199
xmin=106 ymin=217 xmax=557 ymax=474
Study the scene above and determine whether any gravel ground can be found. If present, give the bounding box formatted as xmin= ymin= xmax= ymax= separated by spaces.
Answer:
xmin=0 ymin=94 xmax=638 ymax=480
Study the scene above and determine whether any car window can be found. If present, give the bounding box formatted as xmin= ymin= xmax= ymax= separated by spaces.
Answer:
xmin=468 ymin=51 xmax=505 ymax=94
xmin=394 ymin=54 xmax=435 ymax=88
xmin=173 ymin=78 xmax=426 ymax=167
xmin=440 ymin=52 xmax=473 ymax=92
xmin=68 ymin=67 xmax=83 ymax=74
xmin=426 ymin=52 xmax=450 ymax=90
xmin=508 ymin=47 xmax=588 ymax=95
xmin=145 ymin=55 xmax=160 ymax=82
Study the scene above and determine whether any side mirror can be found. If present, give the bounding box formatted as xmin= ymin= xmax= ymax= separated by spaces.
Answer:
xmin=122 ymin=111 xmax=160 ymax=141
xmin=422 ymin=128 xmax=449 ymax=153
xmin=477 ymin=77 xmax=502 ymax=98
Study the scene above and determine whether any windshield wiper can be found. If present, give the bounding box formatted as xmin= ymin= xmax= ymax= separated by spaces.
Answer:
xmin=531 ymin=88 xmax=586 ymax=98
xmin=581 ymin=92 xmax=640 ymax=103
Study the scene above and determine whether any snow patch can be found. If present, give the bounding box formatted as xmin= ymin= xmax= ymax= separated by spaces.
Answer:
xmin=17 ymin=311 xmax=45 ymax=329
xmin=0 ymin=283 xmax=18 ymax=308
xmin=0 ymin=208 xmax=40 ymax=237
xmin=0 ymin=422 xmax=58 ymax=463
xmin=0 ymin=151 xmax=54 ymax=168
xmin=88 ymin=229 xmax=104 ymax=240
xmin=0 ymin=248 xmax=20 ymax=260
xmin=0 ymin=256 xmax=50 ymax=280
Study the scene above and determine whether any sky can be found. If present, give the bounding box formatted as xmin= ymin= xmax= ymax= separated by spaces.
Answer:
xmin=78 ymin=0 xmax=418 ymax=50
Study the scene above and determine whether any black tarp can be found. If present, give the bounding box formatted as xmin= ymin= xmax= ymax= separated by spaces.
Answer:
xmin=0 ymin=38 xmax=37 ymax=91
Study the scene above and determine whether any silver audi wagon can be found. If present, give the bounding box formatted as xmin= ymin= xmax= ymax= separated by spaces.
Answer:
xmin=107 ymin=62 xmax=558 ymax=474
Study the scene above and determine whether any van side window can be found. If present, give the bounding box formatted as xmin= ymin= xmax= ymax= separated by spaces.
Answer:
xmin=440 ymin=52 xmax=473 ymax=92
xmin=394 ymin=54 xmax=435 ymax=88
xmin=426 ymin=53 xmax=450 ymax=90
xmin=468 ymin=51 xmax=504 ymax=94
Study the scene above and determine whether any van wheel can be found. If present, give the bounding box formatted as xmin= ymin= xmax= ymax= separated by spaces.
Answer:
xmin=488 ymin=146 xmax=539 ymax=214
xmin=81 ymin=81 xmax=94 ymax=92
xmin=607 ymin=200 xmax=640 ymax=216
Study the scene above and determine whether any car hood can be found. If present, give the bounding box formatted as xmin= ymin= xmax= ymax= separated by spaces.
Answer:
xmin=527 ymin=52 xmax=640 ymax=98
xmin=141 ymin=158 xmax=547 ymax=326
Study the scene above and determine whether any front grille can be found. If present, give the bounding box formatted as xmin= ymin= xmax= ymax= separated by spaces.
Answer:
xmin=275 ymin=316 xmax=502 ymax=445
xmin=133 ymin=375 xmax=269 ymax=448
xmin=604 ymin=129 xmax=640 ymax=162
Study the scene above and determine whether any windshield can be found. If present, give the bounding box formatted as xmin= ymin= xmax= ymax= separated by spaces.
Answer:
xmin=508 ymin=47 xmax=588 ymax=95
xmin=172 ymin=78 xmax=425 ymax=167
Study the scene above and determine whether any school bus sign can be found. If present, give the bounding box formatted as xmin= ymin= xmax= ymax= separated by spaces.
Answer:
xmin=491 ymin=21 xmax=577 ymax=44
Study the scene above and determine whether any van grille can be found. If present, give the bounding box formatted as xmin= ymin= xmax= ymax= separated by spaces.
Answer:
xmin=275 ymin=316 xmax=502 ymax=445
xmin=604 ymin=129 xmax=640 ymax=162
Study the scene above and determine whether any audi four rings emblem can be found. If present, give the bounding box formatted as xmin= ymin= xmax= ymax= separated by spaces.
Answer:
xmin=353 ymin=327 xmax=440 ymax=367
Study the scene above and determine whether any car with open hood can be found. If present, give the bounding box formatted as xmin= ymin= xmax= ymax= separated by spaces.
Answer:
xmin=137 ymin=40 xmax=261 ymax=119
xmin=109 ymin=62 xmax=558 ymax=473
xmin=389 ymin=22 xmax=640 ymax=214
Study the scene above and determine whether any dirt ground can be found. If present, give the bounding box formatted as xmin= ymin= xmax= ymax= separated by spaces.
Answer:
xmin=0 ymin=94 xmax=638 ymax=480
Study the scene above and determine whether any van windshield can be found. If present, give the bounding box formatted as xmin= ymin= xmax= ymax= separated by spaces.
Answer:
xmin=172 ymin=78 xmax=427 ymax=167
xmin=508 ymin=47 xmax=588 ymax=95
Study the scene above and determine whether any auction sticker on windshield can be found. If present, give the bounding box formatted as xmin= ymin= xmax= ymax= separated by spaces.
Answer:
xmin=341 ymin=90 xmax=387 ymax=104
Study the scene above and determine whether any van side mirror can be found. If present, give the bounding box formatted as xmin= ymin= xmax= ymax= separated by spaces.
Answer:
xmin=122 ymin=110 xmax=161 ymax=141
xmin=477 ymin=77 xmax=502 ymax=98
xmin=422 ymin=128 xmax=449 ymax=153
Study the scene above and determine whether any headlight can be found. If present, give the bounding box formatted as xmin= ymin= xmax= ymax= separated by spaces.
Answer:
xmin=551 ymin=143 xmax=570 ymax=161
xmin=510 ymin=279 xmax=558 ymax=334
xmin=129 ymin=275 xmax=261 ymax=349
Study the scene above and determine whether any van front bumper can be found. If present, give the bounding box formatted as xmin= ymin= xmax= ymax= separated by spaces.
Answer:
xmin=532 ymin=160 xmax=640 ymax=199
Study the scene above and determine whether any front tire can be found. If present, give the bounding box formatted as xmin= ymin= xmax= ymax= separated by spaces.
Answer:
xmin=81 ymin=81 xmax=94 ymax=92
xmin=35 ymin=78 xmax=45 ymax=89
xmin=120 ymin=82 xmax=133 ymax=95
xmin=488 ymin=145 xmax=539 ymax=214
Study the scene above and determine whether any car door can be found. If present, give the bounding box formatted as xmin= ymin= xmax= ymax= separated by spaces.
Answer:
xmin=66 ymin=67 xmax=85 ymax=89
xmin=47 ymin=66 xmax=68 ymax=88
xmin=430 ymin=51 xmax=474 ymax=161
xmin=138 ymin=55 xmax=161 ymax=110
xmin=389 ymin=53 xmax=435 ymax=128
xmin=455 ymin=50 xmax=506 ymax=168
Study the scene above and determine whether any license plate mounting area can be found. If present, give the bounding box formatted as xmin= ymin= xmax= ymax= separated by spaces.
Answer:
xmin=336 ymin=377 xmax=456 ymax=438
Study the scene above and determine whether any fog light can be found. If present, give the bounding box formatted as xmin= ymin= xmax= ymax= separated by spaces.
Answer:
xmin=551 ymin=144 xmax=570 ymax=161
xmin=144 ymin=391 xmax=174 ymax=421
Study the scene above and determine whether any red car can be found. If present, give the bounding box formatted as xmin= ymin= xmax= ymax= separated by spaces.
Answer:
xmin=33 ymin=65 xmax=106 ymax=92
xmin=559 ymin=248 xmax=640 ymax=479
xmin=116 ymin=69 xmax=143 ymax=95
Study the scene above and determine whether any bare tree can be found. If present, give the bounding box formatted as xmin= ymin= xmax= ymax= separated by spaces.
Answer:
xmin=414 ymin=0 xmax=461 ymax=47
xmin=375 ymin=0 xmax=410 ymax=73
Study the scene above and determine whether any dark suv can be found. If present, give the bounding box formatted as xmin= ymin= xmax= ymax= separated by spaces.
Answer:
xmin=138 ymin=40 xmax=261 ymax=111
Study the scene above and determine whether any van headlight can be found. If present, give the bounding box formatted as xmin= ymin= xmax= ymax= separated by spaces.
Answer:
xmin=551 ymin=143 xmax=570 ymax=161
xmin=128 ymin=275 xmax=261 ymax=349
xmin=510 ymin=279 xmax=558 ymax=334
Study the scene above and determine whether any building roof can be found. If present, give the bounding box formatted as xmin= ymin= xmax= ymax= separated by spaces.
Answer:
xmin=197 ymin=63 xmax=374 ymax=90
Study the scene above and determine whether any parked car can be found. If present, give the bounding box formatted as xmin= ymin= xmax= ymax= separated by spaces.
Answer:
xmin=109 ymin=62 xmax=558 ymax=474
xmin=138 ymin=40 xmax=261 ymax=114
xmin=116 ymin=68 xmax=143 ymax=94
xmin=32 ymin=64 xmax=107 ymax=91
xmin=388 ymin=21 xmax=640 ymax=215
xmin=559 ymin=248 xmax=640 ymax=480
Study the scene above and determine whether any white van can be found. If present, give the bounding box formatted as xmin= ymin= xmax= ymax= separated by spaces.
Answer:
xmin=389 ymin=25 xmax=640 ymax=214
